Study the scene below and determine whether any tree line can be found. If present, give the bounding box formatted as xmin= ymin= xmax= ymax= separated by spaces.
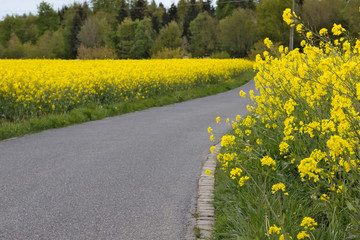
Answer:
xmin=0 ymin=0 xmax=360 ymax=59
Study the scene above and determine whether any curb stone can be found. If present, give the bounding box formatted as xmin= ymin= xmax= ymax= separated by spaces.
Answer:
xmin=189 ymin=142 xmax=221 ymax=240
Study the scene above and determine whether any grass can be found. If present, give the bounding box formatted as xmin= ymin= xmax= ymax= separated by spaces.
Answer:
xmin=194 ymin=226 xmax=202 ymax=239
xmin=210 ymin=125 xmax=353 ymax=240
xmin=0 ymin=70 xmax=255 ymax=141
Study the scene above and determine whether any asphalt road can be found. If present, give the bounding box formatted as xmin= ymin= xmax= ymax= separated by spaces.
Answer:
xmin=0 ymin=80 xmax=255 ymax=240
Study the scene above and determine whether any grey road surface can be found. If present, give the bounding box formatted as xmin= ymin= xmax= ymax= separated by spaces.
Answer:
xmin=0 ymin=80 xmax=255 ymax=240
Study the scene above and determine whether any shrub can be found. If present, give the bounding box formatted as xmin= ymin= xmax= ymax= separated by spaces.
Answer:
xmin=210 ymin=51 xmax=230 ymax=59
xmin=151 ymin=47 xmax=190 ymax=59
xmin=76 ymin=45 xmax=118 ymax=59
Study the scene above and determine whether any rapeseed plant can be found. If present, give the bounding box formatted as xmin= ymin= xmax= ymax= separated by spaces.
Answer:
xmin=209 ymin=7 xmax=360 ymax=240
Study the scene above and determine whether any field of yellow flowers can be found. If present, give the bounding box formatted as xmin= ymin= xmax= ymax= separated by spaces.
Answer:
xmin=0 ymin=59 xmax=253 ymax=121
xmin=209 ymin=9 xmax=360 ymax=240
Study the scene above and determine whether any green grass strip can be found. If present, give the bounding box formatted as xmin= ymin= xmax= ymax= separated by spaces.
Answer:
xmin=0 ymin=70 xmax=255 ymax=141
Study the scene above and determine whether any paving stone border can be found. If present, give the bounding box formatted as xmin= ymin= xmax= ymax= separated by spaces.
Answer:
xmin=193 ymin=142 xmax=221 ymax=239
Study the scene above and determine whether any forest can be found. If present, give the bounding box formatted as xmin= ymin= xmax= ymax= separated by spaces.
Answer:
xmin=0 ymin=0 xmax=360 ymax=59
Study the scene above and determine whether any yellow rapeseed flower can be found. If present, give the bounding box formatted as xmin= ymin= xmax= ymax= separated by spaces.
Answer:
xmin=269 ymin=224 xmax=282 ymax=235
xmin=300 ymin=217 xmax=318 ymax=230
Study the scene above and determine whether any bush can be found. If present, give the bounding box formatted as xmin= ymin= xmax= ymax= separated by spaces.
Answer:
xmin=151 ymin=47 xmax=190 ymax=59
xmin=76 ymin=45 xmax=118 ymax=59
xmin=210 ymin=51 xmax=230 ymax=59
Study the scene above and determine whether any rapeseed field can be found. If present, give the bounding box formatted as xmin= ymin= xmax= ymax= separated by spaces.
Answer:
xmin=0 ymin=59 xmax=253 ymax=120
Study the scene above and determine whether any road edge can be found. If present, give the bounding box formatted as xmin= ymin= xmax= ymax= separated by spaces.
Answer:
xmin=186 ymin=142 xmax=221 ymax=240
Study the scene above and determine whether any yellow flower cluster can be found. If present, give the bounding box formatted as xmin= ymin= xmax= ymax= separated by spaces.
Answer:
xmin=269 ymin=224 xmax=282 ymax=235
xmin=331 ymin=23 xmax=346 ymax=36
xmin=296 ymin=231 xmax=309 ymax=239
xmin=253 ymin=20 xmax=360 ymax=192
xmin=271 ymin=183 xmax=287 ymax=194
xmin=261 ymin=156 xmax=276 ymax=168
xmin=0 ymin=59 xmax=253 ymax=120
xmin=230 ymin=167 xmax=242 ymax=179
xmin=282 ymin=8 xmax=295 ymax=27
xmin=221 ymin=135 xmax=236 ymax=147
xmin=319 ymin=28 xmax=328 ymax=36
xmin=300 ymin=217 xmax=318 ymax=230
xmin=264 ymin=38 xmax=273 ymax=49
xmin=238 ymin=176 xmax=249 ymax=186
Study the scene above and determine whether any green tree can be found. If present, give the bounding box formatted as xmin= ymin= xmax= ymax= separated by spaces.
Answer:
xmin=189 ymin=12 xmax=217 ymax=57
xmin=130 ymin=18 xmax=156 ymax=58
xmin=177 ymin=0 xmax=189 ymax=23
xmin=151 ymin=21 xmax=182 ymax=55
xmin=130 ymin=0 xmax=148 ymax=20
xmin=343 ymin=0 xmax=360 ymax=37
xmin=218 ymin=8 xmax=258 ymax=57
xmin=0 ymin=44 xmax=5 ymax=58
xmin=116 ymin=18 xmax=139 ymax=58
xmin=149 ymin=2 xmax=167 ymax=32
xmin=36 ymin=1 xmax=60 ymax=36
xmin=256 ymin=0 xmax=292 ymax=45
xmin=168 ymin=4 xmax=178 ymax=22
xmin=21 ymin=15 xmax=39 ymax=44
xmin=301 ymin=0 xmax=346 ymax=32
xmin=4 ymin=33 xmax=24 ymax=58
xmin=216 ymin=0 xmax=255 ymax=20
xmin=91 ymin=0 xmax=122 ymax=13
xmin=61 ymin=3 xmax=89 ymax=58
xmin=77 ymin=14 xmax=115 ymax=48
xmin=183 ymin=0 xmax=200 ymax=37
xmin=117 ymin=0 xmax=129 ymax=23
xmin=0 ymin=15 xmax=26 ymax=45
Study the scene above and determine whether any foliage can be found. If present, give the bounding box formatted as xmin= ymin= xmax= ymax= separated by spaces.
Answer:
xmin=116 ymin=18 xmax=139 ymax=58
xmin=4 ymin=33 xmax=24 ymax=58
xmin=91 ymin=0 xmax=124 ymax=14
xmin=77 ymin=13 xmax=115 ymax=48
xmin=151 ymin=47 xmax=189 ymax=59
xmin=210 ymin=51 xmax=230 ymax=59
xmin=1 ymin=0 xmax=360 ymax=59
xmin=301 ymin=0 xmax=346 ymax=32
xmin=130 ymin=0 xmax=148 ymax=21
xmin=210 ymin=9 xmax=360 ymax=239
xmin=256 ymin=0 xmax=292 ymax=45
xmin=218 ymin=8 xmax=258 ymax=57
xmin=151 ymin=21 xmax=182 ymax=55
xmin=189 ymin=12 xmax=217 ymax=57
xmin=76 ymin=45 xmax=117 ymax=59
xmin=216 ymin=0 xmax=255 ymax=20
xmin=130 ymin=18 xmax=156 ymax=59
xmin=36 ymin=1 xmax=60 ymax=36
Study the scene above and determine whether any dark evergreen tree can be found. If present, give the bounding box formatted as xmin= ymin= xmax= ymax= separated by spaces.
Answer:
xmin=168 ymin=4 xmax=178 ymax=23
xmin=62 ymin=3 xmax=89 ymax=58
xmin=130 ymin=0 xmax=148 ymax=21
xmin=117 ymin=0 xmax=129 ymax=23
xmin=159 ymin=3 xmax=170 ymax=27
xmin=183 ymin=0 xmax=199 ymax=37
xmin=201 ymin=0 xmax=214 ymax=16
xmin=58 ymin=6 xmax=69 ymax=24
xmin=91 ymin=0 xmax=121 ymax=13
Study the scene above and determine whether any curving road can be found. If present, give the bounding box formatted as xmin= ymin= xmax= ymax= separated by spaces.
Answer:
xmin=0 ymin=80 xmax=255 ymax=240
